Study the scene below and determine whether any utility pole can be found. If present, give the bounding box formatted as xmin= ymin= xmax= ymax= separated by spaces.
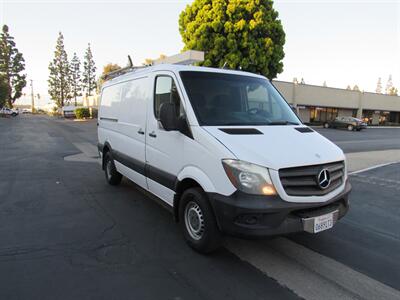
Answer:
xmin=30 ymin=79 xmax=35 ymax=113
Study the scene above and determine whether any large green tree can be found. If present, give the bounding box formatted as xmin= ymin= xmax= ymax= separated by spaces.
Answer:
xmin=179 ymin=0 xmax=285 ymax=79
xmin=97 ymin=63 xmax=121 ymax=93
xmin=48 ymin=32 xmax=72 ymax=108
xmin=70 ymin=52 xmax=82 ymax=106
xmin=82 ymin=43 xmax=97 ymax=96
xmin=0 ymin=74 xmax=8 ymax=108
xmin=0 ymin=25 xmax=27 ymax=107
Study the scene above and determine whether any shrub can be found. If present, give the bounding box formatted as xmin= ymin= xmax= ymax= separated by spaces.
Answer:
xmin=91 ymin=108 xmax=98 ymax=118
xmin=75 ymin=107 xmax=90 ymax=119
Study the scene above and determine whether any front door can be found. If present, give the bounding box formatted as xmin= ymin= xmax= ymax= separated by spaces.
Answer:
xmin=145 ymin=72 xmax=187 ymax=206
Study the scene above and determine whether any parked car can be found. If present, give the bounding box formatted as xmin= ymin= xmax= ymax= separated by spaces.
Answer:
xmin=98 ymin=63 xmax=351 ymax=253
xmin=324 ymin=117 xmax=367 ymax=131
xmin=0 ymin=107 xmax=19 ymax=117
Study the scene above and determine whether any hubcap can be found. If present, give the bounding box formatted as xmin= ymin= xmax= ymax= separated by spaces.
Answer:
xmin=184 ymin=201 xmax=205 ymax=241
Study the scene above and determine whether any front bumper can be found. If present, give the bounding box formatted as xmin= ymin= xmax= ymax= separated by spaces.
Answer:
xmin=207 ymin=181 xmax=351 ymax=238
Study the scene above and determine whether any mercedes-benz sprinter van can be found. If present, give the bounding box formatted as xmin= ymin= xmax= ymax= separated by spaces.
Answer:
xmin=98 ymin=64 xmax=351 ymax=253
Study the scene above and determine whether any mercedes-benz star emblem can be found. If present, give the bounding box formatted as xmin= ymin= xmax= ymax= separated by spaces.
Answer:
xmin=317 ymin=169 xmax=331 ymax=189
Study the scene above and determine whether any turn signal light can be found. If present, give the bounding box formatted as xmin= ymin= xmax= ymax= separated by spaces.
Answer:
xmin=262 ymin=185 xmax=276 ymax=196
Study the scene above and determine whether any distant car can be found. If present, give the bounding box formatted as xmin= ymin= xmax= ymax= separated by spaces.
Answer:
xmin=324 ymin=117 xmax=367 ymax=131
xmin=0 ymin=107 xmax=18 ymax=117
xmin=22 ymin=108 xmax=31 ymax=114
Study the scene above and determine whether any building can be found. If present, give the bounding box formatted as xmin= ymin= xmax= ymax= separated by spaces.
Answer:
xmin=273 ymin=81 xmax=400 ymax=125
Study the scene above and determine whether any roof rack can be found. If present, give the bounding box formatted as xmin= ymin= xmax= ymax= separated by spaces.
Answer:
xmin=101 ymin=50 xmax=205 ymax=82
xmin=101 ymin=55 xmax=147 ymax=82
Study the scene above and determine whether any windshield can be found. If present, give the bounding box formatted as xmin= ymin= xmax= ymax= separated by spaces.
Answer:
xmin=180 ymin=71 xmax=300 ymax=126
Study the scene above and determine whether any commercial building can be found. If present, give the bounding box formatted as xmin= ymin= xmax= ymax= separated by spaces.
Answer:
xmin=273 ymin=81 xmax=400 ymax=125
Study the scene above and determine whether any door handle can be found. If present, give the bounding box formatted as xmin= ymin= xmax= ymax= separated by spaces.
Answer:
xmin=137 ymin=129 xmax=145 ymax=135
xmin=149 ymin=131 xmax=157 ymax=138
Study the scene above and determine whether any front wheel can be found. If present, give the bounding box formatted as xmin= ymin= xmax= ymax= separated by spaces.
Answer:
xmin=347 ymin=124 xmax=354 ymax=131
xmin=179 ymin=187 xmax=221 ymax=254
xmin=104 ymin=152 xmax=122 ymax=185
xmin=323 ymin=122 xmax=330 ymax=128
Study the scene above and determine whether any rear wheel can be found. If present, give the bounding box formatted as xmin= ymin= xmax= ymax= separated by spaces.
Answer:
xmin=104 ymin=152 xmax=122 ymax=185
xmin=323 ymin=122 xmax=330 ymax=128
xmin=179 ymin=187 xmax=221 ymax=254
xmin=347 ymin=124 xmax=354 ymax=131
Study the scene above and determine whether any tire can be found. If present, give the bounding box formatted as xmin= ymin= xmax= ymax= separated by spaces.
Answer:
xmin=104 ymin=152 xmax=122 ymax=185
xmin=11 ymin=113 xmax=17 ymax=117
xmin=323 ymin=122 xmax=330 ymax=128
xmin=356 ymin=128 xmax=361 ymax=131
xmin=347 ymin=124 xmax=354 ymax=131
xmin=179 ymin=187 xmax=221 ymax=254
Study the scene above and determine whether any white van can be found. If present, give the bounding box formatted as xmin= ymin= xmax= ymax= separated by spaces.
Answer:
xmin=98 ymin=63 xmax=351 ymax=253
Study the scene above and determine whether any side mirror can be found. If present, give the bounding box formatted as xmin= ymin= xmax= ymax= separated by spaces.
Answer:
xmin=159 ymin=102 xmax=178 ymax=131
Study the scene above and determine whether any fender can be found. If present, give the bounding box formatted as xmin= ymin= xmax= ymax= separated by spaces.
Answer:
xmin=177 ymin=166 xmax=216 ymax=193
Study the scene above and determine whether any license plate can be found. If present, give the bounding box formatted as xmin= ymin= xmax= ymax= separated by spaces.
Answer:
xmin=313 ymin=212 xmax=334 ymax=233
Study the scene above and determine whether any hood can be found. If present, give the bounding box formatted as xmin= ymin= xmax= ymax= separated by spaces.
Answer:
xmin=203 ymin=126 xmax=344 ymax=170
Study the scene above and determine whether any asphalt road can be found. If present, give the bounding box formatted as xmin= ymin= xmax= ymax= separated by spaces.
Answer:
xmin=0 ymin=115 xmax=399 ymax=299
xmin=315 ymin=127 xmax=400 ymax=153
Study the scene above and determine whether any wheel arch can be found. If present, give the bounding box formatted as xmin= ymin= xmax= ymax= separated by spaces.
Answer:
xmin=173 ymin=167 xmax=217 ymax=222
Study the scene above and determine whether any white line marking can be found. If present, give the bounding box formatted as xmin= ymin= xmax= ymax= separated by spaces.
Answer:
xmin=349 ymin=161 xmax=400 ymax=175
xmin=225 ymin=237 xmax=400 ymax=300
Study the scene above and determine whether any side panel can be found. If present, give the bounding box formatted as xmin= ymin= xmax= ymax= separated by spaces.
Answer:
xmin=99 ymin=77 xmax=149 ymax=190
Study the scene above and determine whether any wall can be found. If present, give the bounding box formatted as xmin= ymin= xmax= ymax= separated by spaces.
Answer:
xmin=272 ymin=80 xmax=400 ymax=113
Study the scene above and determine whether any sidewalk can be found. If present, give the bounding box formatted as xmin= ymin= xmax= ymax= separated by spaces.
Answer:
xmin=346 ymin=149 xmax=400 ymax=173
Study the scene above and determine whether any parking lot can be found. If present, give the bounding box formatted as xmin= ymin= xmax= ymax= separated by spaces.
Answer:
xmin=0 ymin=115 xmax=399 ymax=300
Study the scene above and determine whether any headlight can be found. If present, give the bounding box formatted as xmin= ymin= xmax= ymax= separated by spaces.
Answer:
xmin=222 ymin=159 xmax=276 ymax=195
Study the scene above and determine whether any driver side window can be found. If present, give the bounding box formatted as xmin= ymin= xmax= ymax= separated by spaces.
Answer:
xmin=154 ymin=76 xmax=183 ymax=120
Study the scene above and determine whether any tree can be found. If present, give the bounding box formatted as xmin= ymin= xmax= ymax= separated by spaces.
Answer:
xmin=376 ymin=77 xmax=382 ymax=93
xmin=97 ymin=63 xmax=121 ymax=93
xmin=48 ymin=32 xmax=72 ymax=108
xmin=0 ymin=25 xmax=26 ymax=107
xmin=385 ymin=75 xmax=393 ymax=94
xmin=346 ymin=85 xmax=352 ymax=90
xmin=143 ymin=54 xmax=167 ymax=66
xmin=70 ymin=53 xmax=82 ymax=106
xmin=102 ymin=63 xmax=121 ymax=75
xmin=179 ymin=0 xmax=285 ymax=79
xmin=0 ymin=74 xmax=7 ymax=108
xmin=353 ymin=85 xmax=360 ymax=91
xmin=82 ymin=43 xmax=97 ymax=96
xmin=388 ymin=86 xmax=398 ymax=96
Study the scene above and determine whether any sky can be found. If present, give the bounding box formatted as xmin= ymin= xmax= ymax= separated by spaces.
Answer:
xmin=0 ymin=0 xmax=399 ymax=107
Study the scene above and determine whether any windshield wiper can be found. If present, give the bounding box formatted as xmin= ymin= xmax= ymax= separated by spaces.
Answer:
xmin=267 ymin=121 xmax=299 ymax=125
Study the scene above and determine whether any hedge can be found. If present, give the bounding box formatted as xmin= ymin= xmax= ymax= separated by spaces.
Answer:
xmin=75 ymin=108 xmax=90 ymax=119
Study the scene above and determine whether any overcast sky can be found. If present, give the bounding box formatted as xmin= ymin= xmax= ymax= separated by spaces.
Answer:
xmin=1 ymin=0 xmax=399 ymax=106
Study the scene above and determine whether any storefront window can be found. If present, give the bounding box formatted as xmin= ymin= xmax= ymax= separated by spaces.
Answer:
xmin=309 ymin=107 xmax=338 ymax=123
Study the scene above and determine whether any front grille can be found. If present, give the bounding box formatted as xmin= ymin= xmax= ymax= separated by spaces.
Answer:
xmin=279 ymin=161 xmax=345 ymax=196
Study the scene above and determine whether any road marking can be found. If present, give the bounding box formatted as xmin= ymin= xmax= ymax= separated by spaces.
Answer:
xmin=225 ymin=237 xmax=400 ymax=300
